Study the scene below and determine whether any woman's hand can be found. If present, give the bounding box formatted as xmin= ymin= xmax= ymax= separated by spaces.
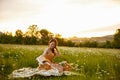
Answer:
xmin=55 ymin=47 xmax=60 ymax=57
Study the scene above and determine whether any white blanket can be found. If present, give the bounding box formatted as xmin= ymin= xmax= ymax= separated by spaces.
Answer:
xmin=8 ymin=67 xmax=78 ymax=79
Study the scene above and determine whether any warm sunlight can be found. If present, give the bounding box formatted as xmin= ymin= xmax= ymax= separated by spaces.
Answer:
xmin=0 ymin=0 xmax=120 ymax=38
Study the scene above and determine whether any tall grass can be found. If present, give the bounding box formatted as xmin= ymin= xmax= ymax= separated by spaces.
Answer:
xmin=0 ymin=44 xmax=120 ymax=80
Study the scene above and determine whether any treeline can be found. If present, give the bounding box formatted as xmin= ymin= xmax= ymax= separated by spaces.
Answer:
xmin=0 ymin=25 xmax=71 ymax=46
xmin=0 ymin=25 xmax=120 ymax=48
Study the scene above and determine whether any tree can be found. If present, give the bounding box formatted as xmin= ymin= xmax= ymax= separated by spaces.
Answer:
xmin=55 ymin=34 xmax=62 ymax=38
xmin=15 ymin=29 xmax=23 ymax=37
xmin=90 ymin=41 xmax=98 ymax=47
xmin=0 ymin=32 xmax=14 ymax=44
xmin=24 ymin=25 xmax=40 ymax=44
xmin=66 ymin=40 xmax=75 ymax=47
xmin=15 ymin=29 xmax=23 ymax=44
xmin=113 ymin=29 xmax=120 ymax=48
xmin=40 ymin=29 xmax=49 ymax=37
xmin=40 ymin=29 xmax=50 ymax=44
xmin=105 ymin=40 xmax=112 ymax=48
xmin=55 ymin=33 xmax=65 ymax=46
xmin=25 ymin=25 xmax=39 ymax=37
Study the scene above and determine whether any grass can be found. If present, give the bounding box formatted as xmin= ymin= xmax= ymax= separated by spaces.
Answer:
xmin=0 ymin=44 xmax=120 ymax=80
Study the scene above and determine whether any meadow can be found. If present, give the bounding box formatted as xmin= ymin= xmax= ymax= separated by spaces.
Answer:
xmin=0 ymin=44 xmax=120 ymax=80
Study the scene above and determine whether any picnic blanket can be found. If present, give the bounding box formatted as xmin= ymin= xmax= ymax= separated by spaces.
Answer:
xmin=8 ymin=61 xmax=79 ymax=79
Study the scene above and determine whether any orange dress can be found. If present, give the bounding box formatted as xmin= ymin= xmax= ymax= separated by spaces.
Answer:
xmin=43 ymin=48 xmax=55 ymax=63
xmin=36 ymin=48 xmax=71 ymax=72
xmin=36 ymin=48 xmax=57 ymax=70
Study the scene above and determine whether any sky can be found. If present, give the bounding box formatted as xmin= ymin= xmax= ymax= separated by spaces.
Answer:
xmin=0 ymin=0 xmax=120 ymax=38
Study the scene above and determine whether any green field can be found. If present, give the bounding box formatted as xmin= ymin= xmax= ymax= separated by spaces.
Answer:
xmin=0 ymin=44 xmax=120 ymax=80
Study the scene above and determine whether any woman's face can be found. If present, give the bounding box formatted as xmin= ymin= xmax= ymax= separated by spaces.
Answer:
xmin=49 ymin=42 xmax=56 ymax=49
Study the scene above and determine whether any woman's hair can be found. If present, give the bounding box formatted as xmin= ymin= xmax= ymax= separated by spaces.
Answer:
xmin=48 ymin=38 xmax=58 ymax=46
xmin=48 ymin=38 xmax=58 ymax=53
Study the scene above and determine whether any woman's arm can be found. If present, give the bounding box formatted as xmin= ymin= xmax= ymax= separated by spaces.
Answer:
xmin=43 ymin=48 xmax=48 ymax=55
xmin=55 ymin=47 xmax=60 ymax=57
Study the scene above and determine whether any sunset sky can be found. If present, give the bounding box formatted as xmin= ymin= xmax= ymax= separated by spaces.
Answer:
xmin=0 ymin=0 xmax=120 ymax=38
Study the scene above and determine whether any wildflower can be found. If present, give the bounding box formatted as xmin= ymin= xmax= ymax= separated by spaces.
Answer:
xmin=1 ymin=55 xmax=4 ymax=58
xmin=80 ymin=65 xmax=84 ymax=68
xmin=104 ymin=70 xmax=107 ymax=73
xmin=106 ymin=73 xmax=110 ymax=75
xmin=13 ymin=64 xmax=16 ymax=67
xmin=76 ymin=68 xmax=80 ymax=71
xmin=98 ymin=76 xmax=101 ymax=79
xmin=98 ymin=72 xmax=101 ymax=74
xmin=16 ymin=54 xmax=18 ymax=57
xmin=76 ymin=60 xmax=79 ymax=63
xmin=70 ymin=63 xmax=74 ymax=66
xmin=96 ymin=72 xmax=99 ymax=75
xmin=75 ymin=64 xmax=79 ymax=68
xmin=83 ymin=56 xmax=86 ymax=58
xmin=1 ymin=64 xmax=5 ymax=67
xmin=83 ymin=63 xmax=86 ymax=65
xmin=1 ymin=67 xmax=4 ymax=71
xmin=101 ymin=70 xmax=104 ymax=72
xmin=75 ymin=54 xmax=78 ymax=57
xmin=99 ymin=74 xmax=102 ymax=77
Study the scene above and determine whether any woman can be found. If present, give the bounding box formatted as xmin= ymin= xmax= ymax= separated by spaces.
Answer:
xmin=36 ymin=38 xmax=63 ymax=72
xmin=36 ymin=38 xmax=71 ymax=73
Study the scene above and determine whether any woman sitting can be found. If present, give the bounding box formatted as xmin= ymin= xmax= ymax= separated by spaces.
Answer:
xmin=36 ymin=38 xmax=71 ymax=73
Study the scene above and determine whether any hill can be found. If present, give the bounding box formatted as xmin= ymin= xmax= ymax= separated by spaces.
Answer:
xmin=69 ymin=35 xmax=114 ymax=42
